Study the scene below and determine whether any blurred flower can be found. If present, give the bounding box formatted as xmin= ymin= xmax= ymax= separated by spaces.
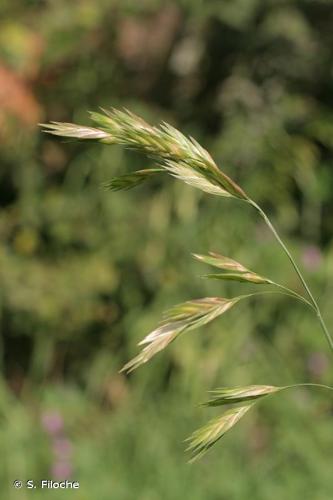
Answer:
xmin=51 ymin=461 xmax=73 ymax=480
xmin=301 ymin=245 xmax=322 ymax=271
xmin=307 ymin=352 xmax=329 ymax=378
xmin=41 ymin=411 xmax=63 ymax=436
xmin=0 ymin=65 xmax=41 ymax=132
xmin=41 ymin=411 xmax=74 ymax=480
xmin=52 ymin=438 xmax=72 ymax=458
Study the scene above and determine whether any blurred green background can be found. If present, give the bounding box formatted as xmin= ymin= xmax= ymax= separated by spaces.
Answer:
xmin=1 ymin=0 xmax=333 ymax=498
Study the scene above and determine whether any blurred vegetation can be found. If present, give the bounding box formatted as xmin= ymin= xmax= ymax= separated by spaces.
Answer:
xmin=1 ymin=0 xmax=333 ymax=498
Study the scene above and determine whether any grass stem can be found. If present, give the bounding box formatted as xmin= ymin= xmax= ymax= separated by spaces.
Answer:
xmin=248 ymin=200 xmax=333 ymax=354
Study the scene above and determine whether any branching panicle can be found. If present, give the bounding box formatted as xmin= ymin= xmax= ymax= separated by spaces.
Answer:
xmin=41 ymin=107 xmax=332 ymax=462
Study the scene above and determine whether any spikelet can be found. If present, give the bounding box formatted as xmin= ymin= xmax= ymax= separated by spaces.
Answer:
xmin=187 ymin=405 xmax=253 ymax=462
xmin=41 ymin=109 xmax=248 ymax=200
xmin=120 ymin=297 xmax=239 ymax=373
xmin=193 ymin=252 xmax=272 ymax=284
xmin=203 ymin=385 xmax=282 ymax=406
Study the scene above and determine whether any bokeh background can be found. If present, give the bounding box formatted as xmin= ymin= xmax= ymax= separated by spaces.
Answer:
xmin=1 ymin=1 xmax=333 ymax=498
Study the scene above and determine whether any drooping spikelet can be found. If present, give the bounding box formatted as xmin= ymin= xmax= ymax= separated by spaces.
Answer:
xmin=41 ymin=108 xmax=248 ymax=200
xmin=120 ymin=297 xmax=239 ymax=373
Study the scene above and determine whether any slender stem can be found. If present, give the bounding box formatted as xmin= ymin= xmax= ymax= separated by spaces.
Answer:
xmin=273 ymin=283 xmax=315 ymax=312
xmin=251 ymin=201 xmax=315 ymax=304
xmin=283 ymin=383 xmax=333 ymax=392
xmin=237 ymin=290 xmax=315 ymax=307
xmin=316 ymin=313 xmax=333 ymax=353
xmin=248 ymin=200 xmax=333 ymax=353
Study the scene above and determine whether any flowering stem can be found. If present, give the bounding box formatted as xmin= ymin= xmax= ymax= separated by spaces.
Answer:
xmin=272 ymin=283 xmax=315 ymax=311
xmin=283 ymin=383 xmax=333 ymax=392
xmin=237 ymin=290 xmax=315 ymax=309
xmin=249 ymin=200 xmax=333 ymax=354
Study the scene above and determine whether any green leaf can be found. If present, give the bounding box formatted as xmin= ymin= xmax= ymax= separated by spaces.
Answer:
xmin=104 ymin=168 xmax=163 ymax=191
xmin=120 ymin=297 xmax=240 ymax=373
xmin=187 ymin=405 xmax=253 ymax=462
xmin=204 ymin=385 xmax=282 ymax=406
